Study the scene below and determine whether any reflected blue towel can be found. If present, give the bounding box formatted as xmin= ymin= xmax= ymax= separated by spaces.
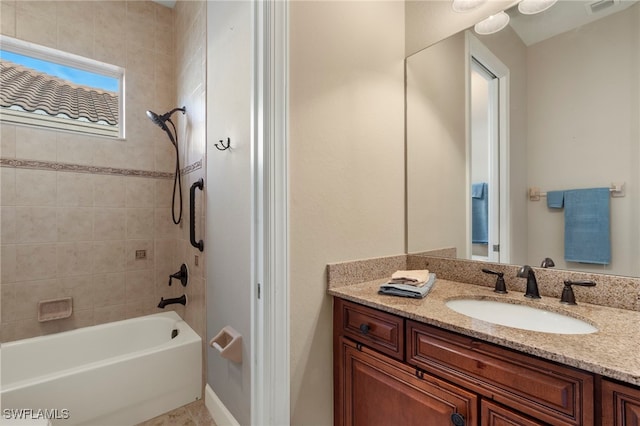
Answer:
xmin=547 ymin=191 xmax=564 ymax=209
xmin=472 ymin=183 xmax=488 ymax=244
xmin=564 ymin=188 xmax=611 ymax=265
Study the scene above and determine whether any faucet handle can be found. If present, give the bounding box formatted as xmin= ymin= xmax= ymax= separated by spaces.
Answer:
xmin=169 ymin=264 xmax=189 ymax=287
xmin=560 ymin=280 xmax=596 ymax=305
xmin=482 ymin=268 xmax=507 ymax=294
xmin=540 ymin=257 xmax=555 ymax=268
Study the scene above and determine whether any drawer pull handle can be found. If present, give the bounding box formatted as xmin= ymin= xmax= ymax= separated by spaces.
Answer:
xmin=359 ymin=323 xmax=370 ymax=335
xmin=450 ymin=413 xmax=465 ymax=426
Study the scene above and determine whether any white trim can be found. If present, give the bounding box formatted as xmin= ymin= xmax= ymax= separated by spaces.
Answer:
xmin=205 ymin=384 xmax=241 ymax=426
xmin=0 ymin=35 xmax=123 ymax=77
xmin=252 ymin=1 xmax=290 ymax=425
xmin=0 ymin=109 xmax=119 ymax=138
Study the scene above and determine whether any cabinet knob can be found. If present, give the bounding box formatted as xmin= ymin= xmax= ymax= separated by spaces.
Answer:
xmin=359 ymin=323 xmax=370 ymax=335
xmin=450 ymin=413 xmax=465 ymax=426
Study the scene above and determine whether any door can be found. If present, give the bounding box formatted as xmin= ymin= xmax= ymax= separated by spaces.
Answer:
xmin=470 ymin=59 xmax=500 ymax=262
xmin=602 ymin=379 xmax=640 ymax=426
xmin=337 ymin=337 xmax=478 ymax=426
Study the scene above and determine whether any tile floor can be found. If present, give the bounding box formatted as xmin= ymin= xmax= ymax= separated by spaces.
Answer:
xmin=136 ymin=400 xmax=216 ymax=426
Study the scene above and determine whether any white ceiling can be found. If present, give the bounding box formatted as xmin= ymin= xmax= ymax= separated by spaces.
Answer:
xmin=508 ymin=0 xmax=639 ymax=46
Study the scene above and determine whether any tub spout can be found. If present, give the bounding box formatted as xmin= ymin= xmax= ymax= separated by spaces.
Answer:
xmin=158 ymin=294 xmax=187 ymax=309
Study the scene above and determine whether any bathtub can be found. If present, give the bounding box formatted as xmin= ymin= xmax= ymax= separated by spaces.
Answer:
xmin=1 ymin=311 xmax=202 ymax=425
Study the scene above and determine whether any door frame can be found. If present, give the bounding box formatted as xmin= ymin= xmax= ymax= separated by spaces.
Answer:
xmin=252 ymin=1 xmax=290 ymax=425
xmin=466 ymin=33 xmax=511 ymax=264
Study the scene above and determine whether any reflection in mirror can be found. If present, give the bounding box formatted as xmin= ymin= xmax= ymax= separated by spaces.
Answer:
xmin=407 ymin=0 xmax=639 ymax=278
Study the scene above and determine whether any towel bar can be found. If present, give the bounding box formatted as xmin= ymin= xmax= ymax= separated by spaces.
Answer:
xmin=529 ymin=183 xmax=625 ymax=201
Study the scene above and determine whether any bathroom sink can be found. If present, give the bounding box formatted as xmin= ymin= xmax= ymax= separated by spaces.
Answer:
xmin=445 ymin=299 xmax=597 ymax=334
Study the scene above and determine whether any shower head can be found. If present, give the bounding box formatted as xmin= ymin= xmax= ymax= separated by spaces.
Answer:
xmin=146 ymin=107 xmax=185 ymax=133
xmin=146 ymin=107 xmax=185 ymax=147
xmin=147 ymin=106 xmax=186 ymax=225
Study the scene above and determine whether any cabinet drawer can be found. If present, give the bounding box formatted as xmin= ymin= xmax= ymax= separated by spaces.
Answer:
xmin=407 ymin=321 xmax=594 ymax=426
xmin=334 ymin=298 xmax=404 ymax=360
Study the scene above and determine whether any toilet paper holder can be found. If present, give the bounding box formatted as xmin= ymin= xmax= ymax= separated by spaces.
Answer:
xmin=209 ymin=326 xmax=242 ymax=363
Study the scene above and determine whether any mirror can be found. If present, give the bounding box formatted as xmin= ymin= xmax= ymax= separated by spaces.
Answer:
xmin=406 ymin=0 xmax=640 ymax=277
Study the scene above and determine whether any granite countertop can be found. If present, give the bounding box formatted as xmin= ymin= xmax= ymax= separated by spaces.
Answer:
xmin=329 ymin=277 xmax=640 ymax=386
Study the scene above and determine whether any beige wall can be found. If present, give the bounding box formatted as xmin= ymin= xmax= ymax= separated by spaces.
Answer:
xmin=476 ymin=26 xmax=529 ymax=265
xmin=526 ymin=5 xmax=640 ymax=276
xmin=289 ymin=1 xmax=405 ymax=423
xmin=0 ymin=1 xmax=209 ymax=343
xmin=406 ymin=33 xmax=467 ymax=256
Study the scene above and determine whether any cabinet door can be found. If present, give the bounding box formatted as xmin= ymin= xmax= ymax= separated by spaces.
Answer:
xmin=336 ymin=337 xmax=478 ymax=426
xmin=482 ymin=400 xmax=545 ymax=426
xmin=602 ymin=379 xmax=640 ymax=426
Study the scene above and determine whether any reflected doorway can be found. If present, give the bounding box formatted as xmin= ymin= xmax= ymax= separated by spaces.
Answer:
xmin=468 ymin=35 xmax=509 ymax=263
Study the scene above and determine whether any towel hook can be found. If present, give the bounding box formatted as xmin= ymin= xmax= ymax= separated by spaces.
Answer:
xmin=215 ymin=137 xmax=231 ymax=151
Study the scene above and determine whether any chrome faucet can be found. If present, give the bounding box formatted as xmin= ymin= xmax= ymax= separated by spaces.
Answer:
xmin=516 ymin=265 xmax=541 ymax=299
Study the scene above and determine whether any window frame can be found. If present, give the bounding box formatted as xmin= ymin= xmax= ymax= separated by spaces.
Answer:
xmin=0 ymin=35 xmax=126 ymax=139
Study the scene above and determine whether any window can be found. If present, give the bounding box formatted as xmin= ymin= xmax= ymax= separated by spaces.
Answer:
xmin=0 ymin=35 xmax=125 ymax=139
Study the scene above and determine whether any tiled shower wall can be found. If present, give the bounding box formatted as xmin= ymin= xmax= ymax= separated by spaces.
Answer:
xmin=174 ymin=0 xmax=206 ymax=342
xmin=0 ymin=1 xmax=207 ymax=342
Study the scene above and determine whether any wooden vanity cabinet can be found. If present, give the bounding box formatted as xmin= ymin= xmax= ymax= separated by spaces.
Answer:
xmin=407 ymin=320 xmax=594 ymax=425
xmin=334 ymin=298 xmax=597 ymax=426
xmin=602 ymin=379 xmax=640 ymax=426
xmin=336 ymin=337 xmax=479 ymax=426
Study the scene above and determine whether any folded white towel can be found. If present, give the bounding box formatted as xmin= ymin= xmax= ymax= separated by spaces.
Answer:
xmin=379 ymin=273 xmax=437 ymax=299
xmin=389 ymin=270 xmax=430 ymax=286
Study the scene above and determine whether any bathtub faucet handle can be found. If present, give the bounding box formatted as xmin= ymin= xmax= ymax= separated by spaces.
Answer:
xmin=169 ymin=264 xmax=188 ymax=287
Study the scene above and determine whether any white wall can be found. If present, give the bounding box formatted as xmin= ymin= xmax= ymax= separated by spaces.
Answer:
xmin=526 ymin=5 xmax=640 ymax=276
xmin=205 ymin=2 xmax=252 ymax=424
xmin=289 ymin=2 xmax=405 ymax=424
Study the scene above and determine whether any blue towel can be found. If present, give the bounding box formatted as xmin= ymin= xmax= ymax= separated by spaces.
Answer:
xmin=471 ymin=183 xmax=485 ymax=199
xmin=564 ymin=188 xmax=611 ymax=265
xmin=472 ymin=183 xmax=488 ymax=244
xmin=547 ymin=191 xmax=564 ymax=208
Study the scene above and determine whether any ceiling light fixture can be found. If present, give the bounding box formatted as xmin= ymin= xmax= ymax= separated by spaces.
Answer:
xmin=474 ymin=11 xmax=510 ymax=35
xmin=452 ymin=0 xmax=487 ymax=13
xmin=518 ymin=0 xmax=558 ymax=15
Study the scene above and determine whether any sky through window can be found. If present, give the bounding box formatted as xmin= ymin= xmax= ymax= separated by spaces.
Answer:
xmin=0 ymin=50 xmax=118 ymax=92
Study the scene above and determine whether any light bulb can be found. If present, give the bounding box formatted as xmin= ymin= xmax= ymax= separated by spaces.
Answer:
xmin=474 ymin=11 xmax=510 ymax=35
xmin=451 ymin=0 xmax=487 ymax=13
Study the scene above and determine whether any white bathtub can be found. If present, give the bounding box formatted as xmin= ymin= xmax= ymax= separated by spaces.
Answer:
xmin=1 ymin=311 xmax=202 ymax=425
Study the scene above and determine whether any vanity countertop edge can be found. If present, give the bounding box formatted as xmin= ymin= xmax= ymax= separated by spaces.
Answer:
xmin=329 ymin=277 xmax=640 ymax=387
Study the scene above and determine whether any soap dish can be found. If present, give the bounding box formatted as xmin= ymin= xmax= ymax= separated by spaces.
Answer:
xmin=38 ymin=297 xmax=73 ymax=322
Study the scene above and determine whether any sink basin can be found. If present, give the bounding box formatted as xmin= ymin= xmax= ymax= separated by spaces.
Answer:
xmin=445 ymin=299 xmax=598 ymax=334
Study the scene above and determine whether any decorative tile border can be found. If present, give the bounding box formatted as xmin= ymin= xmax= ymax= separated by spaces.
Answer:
xmin=0 ymin=157 xmax=203 ymax=179
xmin=181 ymin=158 xmax=202 ymax=176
